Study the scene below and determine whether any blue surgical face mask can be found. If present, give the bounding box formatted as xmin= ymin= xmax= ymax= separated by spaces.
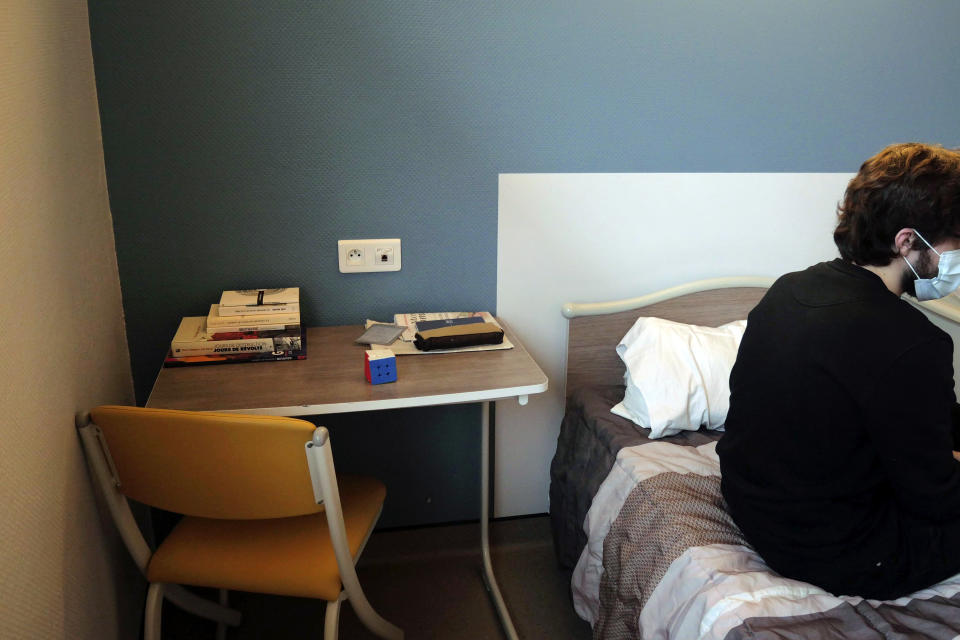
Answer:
xmin=903 ymin=229 xmax=960 ymax=301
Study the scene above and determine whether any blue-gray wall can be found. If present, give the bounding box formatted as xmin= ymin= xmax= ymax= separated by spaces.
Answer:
xmin=87 ymin=1 xmax=960 ymax=526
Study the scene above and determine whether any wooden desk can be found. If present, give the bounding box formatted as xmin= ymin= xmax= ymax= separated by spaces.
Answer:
xmin=147 ymin=321 xmax=548 ymax=640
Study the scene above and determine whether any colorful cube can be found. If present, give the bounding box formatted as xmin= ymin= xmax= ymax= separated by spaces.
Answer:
xmin=365 ymin=349 xmax=397 ymax=384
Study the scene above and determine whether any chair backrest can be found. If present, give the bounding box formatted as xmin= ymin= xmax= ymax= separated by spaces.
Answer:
xmin=88 ymin=405 xmax=322 ymax=519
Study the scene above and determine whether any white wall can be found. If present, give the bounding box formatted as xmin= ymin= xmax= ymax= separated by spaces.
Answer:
xmin=1 ymin=2 xmax=138 ymax=638
xmin=495 ymin=173 xmax=853 ymax=517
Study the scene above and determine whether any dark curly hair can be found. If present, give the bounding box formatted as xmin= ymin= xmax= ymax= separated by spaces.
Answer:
xmin=834 ymin=143 xmax=960 ymax=266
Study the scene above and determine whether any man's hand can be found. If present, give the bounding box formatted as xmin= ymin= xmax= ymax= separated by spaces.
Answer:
xmin=952 ymin=451 xmax=960 ymax=462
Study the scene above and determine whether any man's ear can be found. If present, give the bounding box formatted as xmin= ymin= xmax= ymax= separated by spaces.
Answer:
xmin=893 ymin=228 xmax=916 ymax=256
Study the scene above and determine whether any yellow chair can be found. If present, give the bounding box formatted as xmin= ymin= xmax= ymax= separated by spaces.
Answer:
xmin=76 ymin=405 xmax=403 ymax=640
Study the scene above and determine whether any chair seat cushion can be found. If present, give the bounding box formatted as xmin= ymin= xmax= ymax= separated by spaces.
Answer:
xmin=146 ymin=475 xmax=385 ymax=601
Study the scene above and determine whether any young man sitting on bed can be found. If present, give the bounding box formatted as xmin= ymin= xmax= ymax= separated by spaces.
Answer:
xmin=717 ymin=142 xmax=960 ymax=600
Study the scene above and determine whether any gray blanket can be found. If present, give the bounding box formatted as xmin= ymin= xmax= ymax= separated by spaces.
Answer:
xmin=549 ymin=385 xmax=719 ymax=569
xmin=596 ymin=473 xmax=746 ymax=639
xmin=557 ymin=387 xmax=960 ymax=639
xmin=584 ymin=440 xmax=960 ymax=639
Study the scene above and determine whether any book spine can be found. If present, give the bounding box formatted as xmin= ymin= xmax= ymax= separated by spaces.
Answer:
xmin=171 ymin=336 xmax=276 ymax=357
xmin=205 ymin=324 xmax=301 ymax=337
xmin=217 ymin=303 xmax=301 ymax=316
xmin=163 ymin=351 xmax=306 ymax=367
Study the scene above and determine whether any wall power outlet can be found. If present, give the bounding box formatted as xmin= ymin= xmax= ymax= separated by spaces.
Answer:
xmin=338 ymin=238 xmax=402 ymax=273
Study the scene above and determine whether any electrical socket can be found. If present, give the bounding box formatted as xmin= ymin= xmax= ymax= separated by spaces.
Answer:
xmin=338 ymin=238 xmax=402 ymax=273
xmin=346 ymin=248 xmax=364 ymax=266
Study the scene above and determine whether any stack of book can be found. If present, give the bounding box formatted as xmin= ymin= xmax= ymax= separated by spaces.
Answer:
xmin=163 ymin=288 xmax=307 ymax=367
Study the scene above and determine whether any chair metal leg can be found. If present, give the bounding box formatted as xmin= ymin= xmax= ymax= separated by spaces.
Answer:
xmin=164 ymin=583 xmax=242 ymax=627
xmin=348 ymin=590 xmax=403 ymax=640
xmin=144 ymin=583 xmax=163 ymax=640
xmin=324 ymin=596 xmax=343 ymax=640
xmin=309 ymin=432 xmax=403 ymax=640
xmin=216 ymin=589 xmax=229 ymax=640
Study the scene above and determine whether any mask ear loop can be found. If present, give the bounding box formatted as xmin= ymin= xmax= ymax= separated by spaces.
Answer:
xmin=903 ymin=255 xmax=922 ymax=279
xmin=912 ymin=229 xmax=942 ymax=256
xmin=903 ymin=229 xmax=944 ymax=279
xmin=902 ymin=230 xmax=925 ymax=279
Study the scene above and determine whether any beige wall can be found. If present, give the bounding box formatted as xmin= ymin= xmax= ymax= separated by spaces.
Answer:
xmin=1 ymin=2 xmax=138 ymax=638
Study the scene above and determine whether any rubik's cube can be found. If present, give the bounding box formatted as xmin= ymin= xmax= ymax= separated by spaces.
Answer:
xmin=364 ymin=349 xmax=397 ymax=384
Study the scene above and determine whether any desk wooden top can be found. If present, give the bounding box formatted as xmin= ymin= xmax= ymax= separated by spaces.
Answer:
xmin=145 ymin=320 xmax=548 ymax=416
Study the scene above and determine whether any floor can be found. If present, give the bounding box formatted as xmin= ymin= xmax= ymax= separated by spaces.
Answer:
xmin=161 ymin=515 xmax=593 ymax=639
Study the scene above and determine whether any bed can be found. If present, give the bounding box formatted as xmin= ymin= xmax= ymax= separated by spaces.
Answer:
xmin=549 ymin=277 xmax=960 ymax=640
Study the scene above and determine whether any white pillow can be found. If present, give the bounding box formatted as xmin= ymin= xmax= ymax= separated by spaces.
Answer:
xmin=610 ymin=317 xmax=747 ymax=439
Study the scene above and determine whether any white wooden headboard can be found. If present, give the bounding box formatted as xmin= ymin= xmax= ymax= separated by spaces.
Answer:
xmin=494 ymin=172 xmax=960 ymax=519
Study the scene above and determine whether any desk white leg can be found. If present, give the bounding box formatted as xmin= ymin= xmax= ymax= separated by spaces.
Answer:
xmin=480 ymin=400 xmax=520 ymax=640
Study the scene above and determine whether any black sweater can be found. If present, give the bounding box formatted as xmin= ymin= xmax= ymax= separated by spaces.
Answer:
xmin=717 ymin=259 xmax=960 ymax=598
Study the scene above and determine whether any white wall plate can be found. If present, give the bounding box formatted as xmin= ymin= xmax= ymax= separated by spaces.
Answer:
xmin=338 ymin=238 xmax=402 ymax=273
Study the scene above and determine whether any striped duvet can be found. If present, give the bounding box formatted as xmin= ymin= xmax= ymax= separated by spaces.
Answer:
xmin=572 ymin=438 xmax=960 ymax=640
